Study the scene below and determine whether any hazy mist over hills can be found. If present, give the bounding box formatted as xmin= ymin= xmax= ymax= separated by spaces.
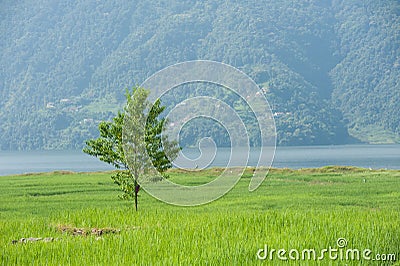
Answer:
xmin=0 ymin=0 xmax=399 ymax=150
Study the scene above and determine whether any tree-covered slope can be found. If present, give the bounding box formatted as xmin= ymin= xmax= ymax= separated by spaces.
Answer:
xmin=0 ymin=0 xmax=398 ymax=150
xmin=330 ymin=0 xmax=400 ymax=144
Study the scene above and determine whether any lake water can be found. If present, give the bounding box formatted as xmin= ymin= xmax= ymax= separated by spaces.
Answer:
xmin=0 ymin=144 xmax=399 ymax=176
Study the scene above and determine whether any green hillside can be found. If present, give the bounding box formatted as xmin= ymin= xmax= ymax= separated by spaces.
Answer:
xmin=0 ymin=0 xmax=399 ymax=150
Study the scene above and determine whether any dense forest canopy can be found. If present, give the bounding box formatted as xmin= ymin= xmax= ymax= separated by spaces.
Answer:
xmin=0 ymin=0 xmax=399 ymax=150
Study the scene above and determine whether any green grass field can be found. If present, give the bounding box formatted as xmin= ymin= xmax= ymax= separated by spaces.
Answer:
xmin=1 ymin=167 xmax=399 ymax=265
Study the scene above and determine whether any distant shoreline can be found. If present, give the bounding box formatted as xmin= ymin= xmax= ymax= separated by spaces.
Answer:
xmin=4 ymin=165 xmax=399 ymax=178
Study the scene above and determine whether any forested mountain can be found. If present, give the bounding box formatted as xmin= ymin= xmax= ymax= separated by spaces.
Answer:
xmin=0 ymin=0 xmax=399 ymax=150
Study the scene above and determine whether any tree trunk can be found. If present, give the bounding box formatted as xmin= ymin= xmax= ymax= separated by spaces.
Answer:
xmin=134 ymin=179 xmax=138 ymax=211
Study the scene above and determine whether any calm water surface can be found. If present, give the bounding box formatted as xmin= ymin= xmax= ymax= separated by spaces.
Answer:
xmin=0 ymin=144 xmax=399 ymax=176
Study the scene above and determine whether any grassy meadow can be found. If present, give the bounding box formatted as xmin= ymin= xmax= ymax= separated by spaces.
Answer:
xmin=0 ymin=167 xmax=399 ymax=265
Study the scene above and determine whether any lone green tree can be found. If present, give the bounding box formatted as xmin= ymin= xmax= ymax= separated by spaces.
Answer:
xmin=83 ymin=87 xmax=179 ymax=210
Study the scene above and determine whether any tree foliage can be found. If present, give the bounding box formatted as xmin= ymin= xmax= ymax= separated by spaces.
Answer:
xmin=83 ymin=87 xmax=179 ymax=210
